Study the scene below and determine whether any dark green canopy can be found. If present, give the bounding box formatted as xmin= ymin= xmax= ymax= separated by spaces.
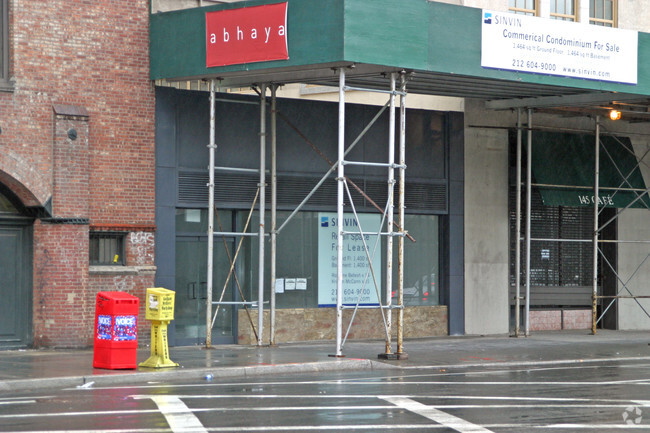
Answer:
xmin=532 ymin=131 xmax=649 ymax=209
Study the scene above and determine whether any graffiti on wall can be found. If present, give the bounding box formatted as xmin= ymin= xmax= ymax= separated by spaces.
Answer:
xmin=130 ymin=232 xmax=154 ymax=266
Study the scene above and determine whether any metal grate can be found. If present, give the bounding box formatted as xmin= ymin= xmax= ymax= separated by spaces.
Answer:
xmin=508 ymin=180 xmax=596 ymax=307
xmin=90 ymin=232 xmax=126 ymax=266
xmin=509 ymin=188 xmax=594 ymax=288
xmin=178 ymin=170 xmax=447 ymax=213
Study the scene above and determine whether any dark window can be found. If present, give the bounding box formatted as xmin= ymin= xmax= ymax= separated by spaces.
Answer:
xmin=90 ymin=232 xmax=126 ymax=266
xmin=0 ymin=0 xmax=8 ymax=85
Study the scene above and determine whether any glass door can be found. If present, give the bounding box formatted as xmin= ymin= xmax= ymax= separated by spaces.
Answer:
xmin=175 ymin=235 xmax=237 ymax=345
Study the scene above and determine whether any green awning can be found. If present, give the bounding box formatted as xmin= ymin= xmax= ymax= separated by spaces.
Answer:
xmin=531 ymin=131 xmax=649 ymax=209
xmin=150 ymin=0 xmax=650 ymax=98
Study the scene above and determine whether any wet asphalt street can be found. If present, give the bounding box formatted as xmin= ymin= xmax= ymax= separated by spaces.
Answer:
xmin=2 ymin=356 xmax=650 ymax=432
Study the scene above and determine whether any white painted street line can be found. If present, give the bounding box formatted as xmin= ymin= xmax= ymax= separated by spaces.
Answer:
xmin=534 ymin=424 xmax=650 ymax=429
xmin=323 ymin=379 xmax=650 ymax=386
xmin=0 ymin=426 xmax=472 ymax=432
xmin=5 ymin=393 xmax=643 ymax=421
xmin=4 ymin=424 xmax=650 ymax=432
xmin=0 ymin=408 xmax=162 ymax=419
xmin=142 ymin=395 xmax=208 ymax=433
xmin=0 ymin=399 xmax=36 ymax=405
xmin=139 ymin=393 xmax=645 ymax=405
xmin=98 ymin=372 xmax=650 ymax=391
xmin=3 ymin=402 xmax=642 ymax=420
xmin=0 ymin=396 xmax=52 ymax=400
xmin=374 ymin=363 xmax=650 ymax=380
xmin=3 ymin=392 xmax=646 ymax=432
xmin=382 ymin=396 xmax=495 ymax=433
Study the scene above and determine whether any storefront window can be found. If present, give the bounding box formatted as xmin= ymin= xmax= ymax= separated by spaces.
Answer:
xmin=242 ymin=211 xmax=440 ymax=309
xmin=395 ymin=214 xmax=440 ymax=306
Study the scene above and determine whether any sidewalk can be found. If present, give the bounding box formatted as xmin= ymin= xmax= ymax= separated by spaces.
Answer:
xmin=1 ymin=330 xmax=650 ymax=392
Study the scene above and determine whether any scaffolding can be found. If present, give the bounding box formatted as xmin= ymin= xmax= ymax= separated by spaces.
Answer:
xmin=203 ymin=68 xmax=410 ymax=357
xmin=513 ymin=109 xmax=650 ymax=336
xmin=169 ymin=77 xmax=650 ymax=347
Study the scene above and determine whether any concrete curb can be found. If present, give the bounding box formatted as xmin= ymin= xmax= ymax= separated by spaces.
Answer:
xmin=399 ymin=355 xmax=650 ymax=371
xmin=0 ymin=359 xmax=394 ymax=392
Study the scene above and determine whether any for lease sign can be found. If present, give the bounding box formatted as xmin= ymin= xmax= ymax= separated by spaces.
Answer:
xmin=317 ymin=213 xmax=381 ymax=307
xmin=206 ymin=2 xmax=288 ymax=67
xmin=481 ymin=10 xmax=638 ymax=85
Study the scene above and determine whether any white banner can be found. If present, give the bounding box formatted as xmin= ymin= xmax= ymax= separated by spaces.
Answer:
xmin=317 ymin=212 xmax=381 ymax=307
xmin=481 ymin=10 xmax=638 ymax=85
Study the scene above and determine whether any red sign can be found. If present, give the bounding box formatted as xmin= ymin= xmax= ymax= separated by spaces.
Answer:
xmin=206 ymin=2 xmax=288 ymax=67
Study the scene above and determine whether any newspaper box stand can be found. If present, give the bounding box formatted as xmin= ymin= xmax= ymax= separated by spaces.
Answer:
xmin=139 ymin=287 xmax=178 ymax=368
xmin=93 ymin=291 xmax=139 ymax=369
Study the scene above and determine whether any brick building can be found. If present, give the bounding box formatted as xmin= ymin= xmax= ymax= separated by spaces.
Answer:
xmin=0 ymin=0 xmax=155 ymax=348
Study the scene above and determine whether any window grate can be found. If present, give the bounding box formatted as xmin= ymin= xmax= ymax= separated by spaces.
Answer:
xmin=90 ymin=232 xmax=126 ymax=266
xmin=178 ymin=170 xmax=447 ymax=213
xmin=509 ymin=188 xmax=594 ymax=289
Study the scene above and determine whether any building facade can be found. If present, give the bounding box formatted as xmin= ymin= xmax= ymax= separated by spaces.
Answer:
xmin=448 ymin=0 xmax=650 ymax=334
xmin=1 ymin=0 xmax=649 ymax=348
xmin=151 ymin=0 xmax=650 ymax=345
xmin=0 ymin=0 xmax=155 ymax=348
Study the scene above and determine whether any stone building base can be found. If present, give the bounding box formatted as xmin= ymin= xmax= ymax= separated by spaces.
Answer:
xmin=238 ymin=305 xmax=448 ymax=345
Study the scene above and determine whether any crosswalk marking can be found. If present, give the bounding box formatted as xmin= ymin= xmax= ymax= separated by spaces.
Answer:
xmin=143 ymin=395 xmax=208 ymax=433
xmin=382 ymin=396 xmax=495 ymax=433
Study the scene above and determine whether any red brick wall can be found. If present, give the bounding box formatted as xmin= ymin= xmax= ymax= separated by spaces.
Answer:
xmin=53 ymin=113 xmax=90 ymax=217
xmin=33 ymin=223 xmax=156 ymax=347
xmin=0 ymin=0 xmax=155 ymax=347
xmin=88 ymin=271 xmax=154 ymax=346
xmin=33 ymin=222 xmax=90 ymax=347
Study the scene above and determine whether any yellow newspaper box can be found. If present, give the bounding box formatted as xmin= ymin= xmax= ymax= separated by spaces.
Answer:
xmin=145 ymin=288 xmax=175 ymax=321
xmin=140 ymin=287 xmax=178 ymax=368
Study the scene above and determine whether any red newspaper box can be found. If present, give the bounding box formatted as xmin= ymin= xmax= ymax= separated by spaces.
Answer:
xmin=93 ymin=291 xmax=139 ymax=369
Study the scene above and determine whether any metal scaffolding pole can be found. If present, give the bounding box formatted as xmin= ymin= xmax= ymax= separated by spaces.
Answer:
xmin=515 ymin=109 xmax=522 ymax=337
xmin=270 ymin=84 xmax=277 ymax=346
xmin=383 ymin=73 xmax=396 ymax=356
xmin=396 ymin=72 xmax=407 ymax=357
xmin=268 ymin=75 xmax=408 ymax=358
xmin=257 ymin=84 xmax=267 ymax=346
xmin=341 ymin=183 xmax=390 ymax=347
xmin=334 ymin=68 xmax=345 ymax=357
xmin=206 ymin=79 xmax=216 ymax=348
xmin=525 ymin=109 xmax=532 ymax=336
xmin=592 ymin=116 xmax=600 ymax=335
